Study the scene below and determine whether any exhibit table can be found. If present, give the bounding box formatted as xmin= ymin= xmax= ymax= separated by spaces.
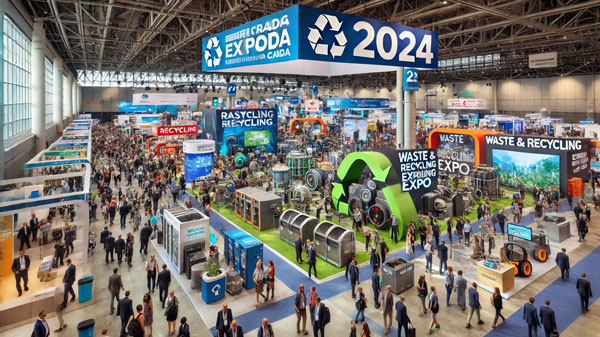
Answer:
xmin=476 ymin=261 xmax=515 ymax=293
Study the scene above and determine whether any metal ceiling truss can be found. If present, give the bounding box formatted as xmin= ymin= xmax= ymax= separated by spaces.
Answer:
xmin=25 ymin=0 xmax=600 ymax=86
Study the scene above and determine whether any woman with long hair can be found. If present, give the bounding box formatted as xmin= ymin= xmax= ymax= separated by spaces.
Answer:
xmin=265 ymin=260 xmax=275 ymax=300
xmin=359 ymin=322 xmax=371 ymax=337
xmin=417 ymin=274 xmax=428 ymax=315
xmin=253 ymin=259 xmax=267 ymax=306
xmin=143 ymin=292 xmax=153 ymax=337
xmin=491 ymin=287 xmax=505 ymax=328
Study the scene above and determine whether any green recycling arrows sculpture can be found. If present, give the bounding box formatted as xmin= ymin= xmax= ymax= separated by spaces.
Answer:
xmin=331 ymin=151 xmax=418 ymax=238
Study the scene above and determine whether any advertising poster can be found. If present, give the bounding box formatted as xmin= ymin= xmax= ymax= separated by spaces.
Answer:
xmin=343 ymin=119 xmax=368 ymax=142
xmin=492 ymin=149 xmax=560 ymax=191
xmin=436 ymin=133 xmax=476 ymax=175
xmin=203 ymin=108 xmax=278 ymax=155
xmin=133 ymin=93 xmax=198 ymax=106
xmin=507 ymin=223 xmax=532 ymax=241
xmin=447 ymin=99 xmax=487 ymax=110
xmin=397 ymin=149 xmax=438 ymax=191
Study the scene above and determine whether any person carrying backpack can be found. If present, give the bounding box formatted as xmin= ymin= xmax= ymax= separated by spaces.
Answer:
xmin=127 ymin=304 xmax=145 ymax=337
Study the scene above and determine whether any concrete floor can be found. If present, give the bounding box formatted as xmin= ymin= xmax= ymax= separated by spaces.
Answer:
xmin=2 ymin=171 xmax=600 ymax=337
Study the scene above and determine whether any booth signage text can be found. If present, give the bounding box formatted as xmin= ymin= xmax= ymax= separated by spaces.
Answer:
xmin=220 ymin=109 xmax=276 ymax=128
xmin=448 ymin=99 xmax=487 ymax=110
xmin=437 ymin=133 xmax=475 ymax=175
xmin=529 ymin=52 xmax=557 ymax=68
xmin=226 ymin=84 xmax=237 ymax=97
xmin=133 ymin=93 xmax=198 ymax=106
xmin=485 ymin=135 xmax=582 ymax=151
xmin=397 ymin=149 xmax=438 ymax=191
xmin=403 ymin=68 xmax=419 ymax=91
xmin=154 ymin=125 xmax=198 ymax=136
xmin=325 ymin=98 xmax=390 ymax=109
xmin=304 ymin=99 xmax=321 ymax=112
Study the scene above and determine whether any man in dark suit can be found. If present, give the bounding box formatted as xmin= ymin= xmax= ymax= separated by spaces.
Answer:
xmin=382 ymin=285 xmax=394 ymax=335
xmin=295 ymin=235 xmax=304 ymax=264
xmin=227 ymin=319 xmax=243 ymax=337
xmin=105 ymin=232 xmax=115 ymax=264
xmin=114 ymin=234 xmax=126 ymax=265
xmin=395 ymin=295 xmax=411 ymax=337
xmin=11 ymin=249 xmax=30 ymax=296
xmin=555 ymin=248 xmax=570 ymax=280
xmin=438 ymin=240 xmax=449 ymax=274
xmin=30 ymin=214 xmax=39 ymax=243
xmin=576 ymin=272 xmax=593 ymax=314
xmin=32 ymin=310 xmax=49 ymax=337
xmin=64 ymin=226 xmax=75 ymax=257
xmin=108 ymin=267 xmax=124 ymax=314
xmin=257 ymin=318 xmax=274 ymax=337
xmin=157 ymin=264 xmax=171 ymax=308
xmin=215 ymin=302 xmax=233 ymax=337
xmin=523 ymin=297 xmax=540 ymax=337
xmin=313 ymin=297 xmax=325 ymax=337
xmin=62 ymin=259 xmax=76 ymax=307
xmin=294 ymin=284 xmax=308 ymax=335
xmin=307 ymin=242 xmax=317 ymax=279
xmin=139 ymin=223 xmax=152 ymax=255
xmin=119 ymin=201 xmax=129 ymax=229
xmin=17 ymin=222 xmax=31 ymax=250
xmin=379 ymin=237 xmax=388 ymax=263
xmin=116 ymin=290 xmax=133 ymax=337
xmin=371 ymin=266 xmax=381 ymax=309
xmin=349 ymin=255 xmax=360 ymax=298
xmin=539 ymin=300 xmax=558 ymax=337
xmin=100 ymin=226 xmax=109 ymax=249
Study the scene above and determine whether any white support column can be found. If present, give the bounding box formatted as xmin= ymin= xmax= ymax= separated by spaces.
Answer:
xmin=71 ymin=80 xmax=76 ymax=117
xmin=63 ymin=74 xmax=72 ymax=120
xmin=403 ymin=91 xmax=416 ymax=149
xmin=396 ymin=67 xmax=404 ymax=149
xmin=31 ymin=20 xmax=46 ymax=153
xmin=78 ymin=84 xmax=82 ymax=114
xmin=52 ymin=57 xmax=64 ymax=131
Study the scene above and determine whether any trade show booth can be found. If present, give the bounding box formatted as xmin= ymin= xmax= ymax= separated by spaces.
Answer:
xmin=162 ymin=207 xmax=210 ymax=274
xmin=183 ymin=139 xmax=216 ymax=187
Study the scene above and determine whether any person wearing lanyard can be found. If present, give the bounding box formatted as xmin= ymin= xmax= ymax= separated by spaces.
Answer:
xmin=11 ymin=249 xmax=30 ymax=296
xmin=216 ymin=302 xmax=233 ymax=337
xmin=32 ymin=310 xmax=50 ymax=337
xmin=257 ymin=318 xmax=274 ymax=337
xmin=313 ymin=297 xmax=325 ymax=337
xmin=146 ymin=254 xmax=159 ymax=293
xmin=294 ymin=284 xmax=308 ymax=335
xmin=228 ymin=320 xmax=244 ymax=337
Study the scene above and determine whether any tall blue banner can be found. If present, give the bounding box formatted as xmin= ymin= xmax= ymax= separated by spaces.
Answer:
xmin=202 ymin=5 xmax=438 ymax=74
xmin=226 ymin=84 xmax=237 ymax=97
xmin=202 ymin=108 xmax=278 ymax=155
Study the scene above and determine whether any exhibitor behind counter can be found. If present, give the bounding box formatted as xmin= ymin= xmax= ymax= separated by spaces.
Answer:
xmin=202 ymin=108 xmax=278 ymax=155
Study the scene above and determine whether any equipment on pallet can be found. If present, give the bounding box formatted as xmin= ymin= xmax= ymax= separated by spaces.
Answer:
xmin=500 ymin=242 xmax=533 ymax=277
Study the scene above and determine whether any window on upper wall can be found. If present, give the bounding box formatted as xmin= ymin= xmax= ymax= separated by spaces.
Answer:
xmin=45 ymin=57 xmax=53 ymax=125
xmin=3 ymin=15 xmax=32 ymax=143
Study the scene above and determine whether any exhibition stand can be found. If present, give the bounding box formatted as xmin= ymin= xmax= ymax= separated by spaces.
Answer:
xmin=162 ymin=207 xmax=210 ymax=274
xmin=183 ymin=139 xmax=216 ymax=187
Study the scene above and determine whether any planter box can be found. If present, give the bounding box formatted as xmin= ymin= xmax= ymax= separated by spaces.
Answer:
xmin=201 ymin=269 xmax=226 ymax=304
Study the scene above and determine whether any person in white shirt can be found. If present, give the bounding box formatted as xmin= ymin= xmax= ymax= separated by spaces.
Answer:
xmin=146 ymin=254 xmax=159 ymax=292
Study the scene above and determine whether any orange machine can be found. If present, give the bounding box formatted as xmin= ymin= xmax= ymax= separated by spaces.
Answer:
xmin=289 ymin=118 xmax=327 ymax=135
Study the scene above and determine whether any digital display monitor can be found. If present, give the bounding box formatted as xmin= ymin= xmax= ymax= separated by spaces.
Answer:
xmin=244 ymin=130 xmax=270 ymax=147
xmin=507 ymin=223 xmax=532 ymax=241
xmin=492 ymin=149 xmax=560 ymax=190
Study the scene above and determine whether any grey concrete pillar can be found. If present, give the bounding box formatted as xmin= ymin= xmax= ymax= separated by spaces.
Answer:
xmin=31 ymin=20 xmax=46 ymax=153
xmin=396 ymin=67 xmax=404 ymax=149
xmin=52 ymin=57 xmax=64 ymax=131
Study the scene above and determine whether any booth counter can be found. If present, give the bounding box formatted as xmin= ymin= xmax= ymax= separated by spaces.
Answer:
xmin=476 ymin=261 xmax=515 ymax=293
xmin=162 ymin=207 xmax=210 ymax=274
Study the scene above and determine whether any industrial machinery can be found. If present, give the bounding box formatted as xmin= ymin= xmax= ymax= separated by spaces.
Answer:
xmin=286 ymin=151 xmax=316 ymax=180
xmin=469 ymin=165 xmax=501 ymax=200
xmin=507 ymin=223 xmax=551 ymax=262
xmin=367 ymin=191 xmax=392 ymax=229
xmin=535 ymin=214 xmax=571 ymax=243
xmin=235 ymin=187 xmax=282 ymax=231
xmin=304 ymin=168 xmax=334 ymax=191
xmin=272 ymin=165 xmax=291 ymax=193
xmin=500 ymin=242 xmax=533 ymax=277
xmin=291 ymin=185 xmax=311 ymax=208
xmin=421 ymin=185 xmax=466 ymax=219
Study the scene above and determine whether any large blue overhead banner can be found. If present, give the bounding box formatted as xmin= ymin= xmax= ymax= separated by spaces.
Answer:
xmin=202 ymin=5 xmax=438 ymax=76
xmin=325 ymin=98 xmax=390 ymax=109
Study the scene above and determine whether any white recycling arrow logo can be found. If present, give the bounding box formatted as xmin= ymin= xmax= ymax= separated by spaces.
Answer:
xmin=204 ymin=36 xmax=223 ymax=68
xmin=308 ymin=14 xmax=347 ymax=59
xmin=212 ymin=284 xmax=221 ymax=296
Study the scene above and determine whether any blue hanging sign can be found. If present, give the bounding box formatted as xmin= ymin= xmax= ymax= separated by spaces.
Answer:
xmin=311 ymin=85 xmax=318 ymax=95
xmin=325 ymin=98 xmax=390 ymax=109
xmin=226 ymin=84 xmax=237 ymax=97
xmin=403 ymin=68 xmax=419 ymax=91
xmin=202 ymin=5 xmax=437 ymax=76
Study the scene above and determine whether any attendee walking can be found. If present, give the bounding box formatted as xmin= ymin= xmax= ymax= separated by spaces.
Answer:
xmin=438 ymin=240 xmax=448 ymax=274
xmin=466 ymin=282 xmax=484 ymax=328
xmin=539 ymin=300 xmax=558 ymax=337
xmin=253 ymin=259 xmax=267 ymax=306
xmin=424 ymin=240 xmax=433 ymax=273
xmin=17 ymin=222 xmax=31 ymax=250
xmin=266 ymin=260 xmax=275 ymax=300
xmin=455 ymin=270 xmax=467 ymax=311
xmin=576 ymin=272 xmax=593 ymax=314
xmin=108 ymin=267 xmax=124 ymax=314
xmin=427 ymin=286 xmax=440 ymax=334
xmin=131 ymin=304 xmax=145 ymax=337
xmin=354 ymin=287 xmax=367 ymax=323
xmin=143 ymin=292 xmax=154 ymax=337
xmin=227 ymin=319 xmax=243 ymax=337
xmin=258 ymin=318 xmax=275 ymax=337
xmin=444 ymin=266 xmax=454 ymax=306
xmin=157 ymin=264 xmax=171 ymax=308
xmin=349 ymin=256 xmax=360 ymax=299
xmin=165 ymin=291 xmax=179 ymax=335
xmin=390 ymin=214 xmax=399 ymax=243
xmin=105 ymin=232 xmax=115 ymax=264
xmin=372 ymin=266 xmax=381 ymax=309
xmin=313 ymin=298 xmax=325 ymax=337
xmin=294 ymin=284 xmax=309 ymax=335
xmin=417 ymin=274 xmax=428 ymax=315
xmin=555 ymin=248 xmax=570 ymax=280
xmin=491 ymin=287 xmax=505 ymax=328
xmin=309 ymin=286 xmax=318 ymax=325
xmin=395 ymin=295 xmax=412 ymax=337
xmin=295 ymin=235 xmax=304 ymax=264
xmin=32 ymin=310 xmax=49 ymax=337
xmin=117 ymin=291 xmax=133 ymax=337
xmin=62 ymin=259 xmax=76 ymax=307
xmin=308 ymin=242 xmax=317 ymax=279
xmin=115 ymin=234 xmax=126 ymax=265
xmin=140 ymin=223 xmax=153 ymax=254
xmin=369 ymin=248 xmax=380 ymax=273
xmin=146 ymin=254 xmax=159 ymax=293
xmin=216 ymin=302 xmax=233 ymax=337
xmin=523 ymin=297 xmax=540 ymax=337
xmin=11 ymin=249 xmax=30 ymax=297
xmin=464 ymin=220 xmax=472 ymax=247
xmin=379 ymin=237 xmax=388 ymax=263
xmin=359 ymin=322 xmax=371 ymax=337
xmin=381 ymin=285 xmax=394 ymax=335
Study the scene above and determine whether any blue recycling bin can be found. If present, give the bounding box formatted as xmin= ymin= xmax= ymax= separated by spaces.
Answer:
xmin=77 ymin=319 xmax=95 ymax=337
xmin=78 ymin=276 xmax=94 ymax=303
xmin=201 ymin=271 xmax=227 ymax=304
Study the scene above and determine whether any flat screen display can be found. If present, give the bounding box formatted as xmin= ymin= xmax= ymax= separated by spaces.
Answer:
xmin=244 ymin=130 xmax=270 ymax=147
xmin=507 ymin=223 xmax=532 ymax=241
xmin=492 ymin=149 xmax=560 ymax=190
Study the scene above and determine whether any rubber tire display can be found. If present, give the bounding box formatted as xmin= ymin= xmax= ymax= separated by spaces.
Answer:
xmin=519 ymin=260 xmax=532 ymax=277
xmin=368 ymin=203 xmax=390 ymax=229
xmin=534 ymin=247 xmax=548 ymax=262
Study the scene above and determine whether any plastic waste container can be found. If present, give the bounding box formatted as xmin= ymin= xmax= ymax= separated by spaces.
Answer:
xmin=78 ymin=276 xmax=94 ymax=303
xmin=382 ymin=258 xmax=414 ymax=295
xmin=77 ymin=319 xmax=95 ymax=337
xmin=191 ymin=263 xmax=204 ymax=290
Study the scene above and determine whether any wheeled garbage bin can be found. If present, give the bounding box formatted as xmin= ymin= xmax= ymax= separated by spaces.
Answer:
xmin=382 ymin=258 xmax=414 ymax=295
xmin=78 ymin=276 xmax=94 ymax=303
xmin=77 ymin=319 xmax=95 ymax=337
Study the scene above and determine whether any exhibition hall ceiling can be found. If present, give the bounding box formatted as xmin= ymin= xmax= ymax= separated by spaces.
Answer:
xmin=26 ymin=0 xmax=600 ymax=84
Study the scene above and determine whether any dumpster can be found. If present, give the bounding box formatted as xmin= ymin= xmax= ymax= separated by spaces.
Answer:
xmin=77 ymin=319 xmax=95 ymax=337
xmin=289 ymin=213 xmax=318 ymax=243
xmin=279 ymin=209 xmax=301 ymax=244
xmin=325 ymin=226 xmax=355 ymax=268
xmin=78 ymin=276 xmax=94 ymax=303
xmin=381 ymin=258 xmax=414 ymax=295
xmin=313 ymin=221 xmax=335 ymax=260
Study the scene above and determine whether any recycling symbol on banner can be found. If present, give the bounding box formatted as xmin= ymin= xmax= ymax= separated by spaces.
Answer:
xmin=308 ymin=14 xmax=347 ymax=58
xmin=204 ymin=36 xmax=222 ymax=68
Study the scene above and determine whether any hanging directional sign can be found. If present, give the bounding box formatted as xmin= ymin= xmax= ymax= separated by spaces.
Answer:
xmin=202 ymin=5 xmax=438 ymax=76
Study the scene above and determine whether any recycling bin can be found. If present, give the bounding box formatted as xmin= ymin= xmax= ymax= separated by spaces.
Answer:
xmin=77 ymin=319 xmax=95 ymax=337
xmin=201 ymin=269 xmax=227 ymax=304
xmin=381 ymin=258 xmax=414 ymax=295
xmin=78 ymin=276 xmax=94 ymax=303
xmin=191 ymin=263 xmax=205 ymax=290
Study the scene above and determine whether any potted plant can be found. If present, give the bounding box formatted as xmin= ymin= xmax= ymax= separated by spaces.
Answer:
xmin=201 ymin=260 xmax=226 ymax=304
